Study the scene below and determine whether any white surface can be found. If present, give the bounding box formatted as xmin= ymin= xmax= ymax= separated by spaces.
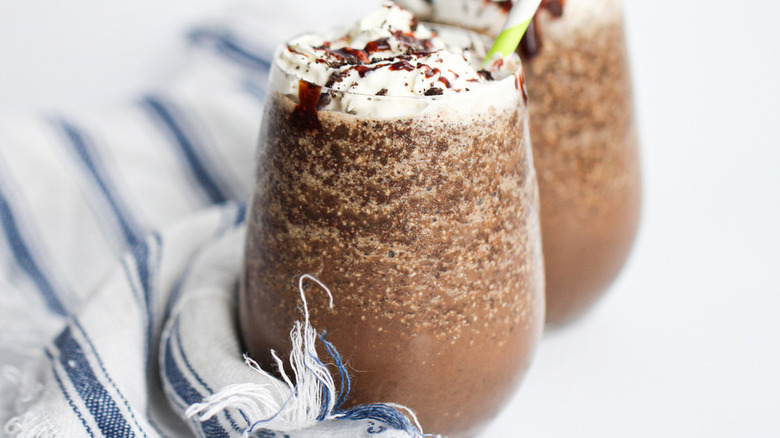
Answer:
xmin=1 ymin=0 xmax=778 ymax=437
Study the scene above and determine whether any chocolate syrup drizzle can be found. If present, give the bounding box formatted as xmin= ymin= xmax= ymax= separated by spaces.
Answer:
xmin=299 ymin=26 xmax=483 ymax=103
xmin=292 ymin=80 xmax=323 ymax=130
xmin=519 ymin=0 xmax=565 ymax=59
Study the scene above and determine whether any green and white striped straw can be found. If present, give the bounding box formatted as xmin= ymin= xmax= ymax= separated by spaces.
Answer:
xmin=484 ymin=0 xmax=544 ymax=65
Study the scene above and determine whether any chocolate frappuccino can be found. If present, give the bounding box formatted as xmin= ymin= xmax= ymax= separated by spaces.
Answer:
xmin=240 ymin=3 xmax=544 ymax=436
xmin=397 ymin=0 xmax=642 ymax=325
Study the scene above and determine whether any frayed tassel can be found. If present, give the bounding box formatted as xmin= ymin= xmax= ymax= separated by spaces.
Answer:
xmin=186 ymin=274 xmax=429 ymax=436
xmin=4 ymin=363 xmax=54 ymax=438
xmin=5 ymin=411 xmax=55 ymax=438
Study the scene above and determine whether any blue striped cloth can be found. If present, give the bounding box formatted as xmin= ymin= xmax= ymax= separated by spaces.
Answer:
xmin=0 ymin=6 xmax=423 ymax=438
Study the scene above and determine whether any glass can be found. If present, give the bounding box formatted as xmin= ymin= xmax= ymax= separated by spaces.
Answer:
xmin=399 ymin=0 xmax=643 ymax=325
xmin=239 ymin=36 xmax=544 ymax=437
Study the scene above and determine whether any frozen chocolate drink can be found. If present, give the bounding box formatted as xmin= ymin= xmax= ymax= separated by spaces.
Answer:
xmin=397 ymin=0 xmax=642 ymax=325
xmin=240 ymin=3 xmax=544 ymax=436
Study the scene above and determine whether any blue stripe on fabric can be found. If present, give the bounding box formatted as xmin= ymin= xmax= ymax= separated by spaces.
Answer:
xmin=135 ymin=235 xmax=167 ymax=438
xmin=119 ymin=236 xmax=166 ymax=437
xmin=233 ymin=202 xmax=247 ymax=226
xmin=0 ymin=181 xmax=68 ymax=316
xmin=241 ymin=78 xmax=267 ymax=104
xmin=132 ymin=236 xmax=155 ymax=364
xmin=46 ymin=348 xmax=96 ymax=437
xmin=337 ymin=404 xmax=420 ymax=433
xmin=173 ymin=323 xmax=214 ymax=396
xmin=55 ymin=118 xmax=142 ymax=247
xmin=53 ymin=119 xmax=167 ymax=437
xmin=133 ymin=237 xmax=153 ymax=302
xmin=172 ymin=322 xmax=243 ymax=434
xmin=121 ymin=259 xmax=147 ymax=328
xmin=120 ymin=235 xmax=161 ymax=373
xmin=188 ymin=28 xmax=272 ymax=72
xmin=141 ymin=96 xmax=229 ymax=205
xmin=145 ymin=232 xmax=163 ymax=337
xmin=158 ymin=206 xmax=247 ymax=435
xmin=163 ymin=323 xmax=230 ymax=438
xmin=57 ymin=117 xmax=161 ymax=374
xmin=71 ymin=320 xmax=148 ymax=437
xmin=54 ymin=326 xmax=136 ymax=438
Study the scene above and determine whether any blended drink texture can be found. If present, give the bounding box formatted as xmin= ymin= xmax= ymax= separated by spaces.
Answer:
xmin=398 ymin=0 xmax=642 ymax=325
xmin=240 ymin=3 xmax=544 ymax=436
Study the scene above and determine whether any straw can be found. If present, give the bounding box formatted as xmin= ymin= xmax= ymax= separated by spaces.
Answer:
xmin=483 ymin=0 xmax=544 ymax=66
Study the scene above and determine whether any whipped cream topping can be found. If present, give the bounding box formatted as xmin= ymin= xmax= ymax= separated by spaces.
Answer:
xmin=395 ymin=0 xmax=513 ymax=37
xmin=396 ymin=0 xmax=573 ymax=57
xmin=275 ymin=2 xmax=518 ymax=99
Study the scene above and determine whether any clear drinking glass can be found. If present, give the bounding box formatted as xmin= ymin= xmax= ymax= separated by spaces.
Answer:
xmin=240 ymin=35 xmax=544 ymax=437
xmin=399 ymin=0 xmax=642 ymax=325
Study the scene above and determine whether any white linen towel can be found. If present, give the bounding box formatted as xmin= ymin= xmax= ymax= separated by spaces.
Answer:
xmin=0 ymin=3 xmax=426 ymax=437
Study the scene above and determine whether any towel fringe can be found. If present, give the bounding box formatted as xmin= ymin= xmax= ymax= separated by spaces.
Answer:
xmin=4 ymin=363 xmax=54 ymax=438
xmin=185 ymin=274 xmax=427 ymax=436
xmin=5 ymin=411 xmax=55 ymax=438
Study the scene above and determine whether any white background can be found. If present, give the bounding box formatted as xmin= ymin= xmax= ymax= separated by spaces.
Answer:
xmin=1 ymin=1 xmax=779 ymax=437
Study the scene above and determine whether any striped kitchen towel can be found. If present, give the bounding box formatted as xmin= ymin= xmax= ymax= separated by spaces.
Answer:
xmin=0 ymin=3 xmax=425 ymax=437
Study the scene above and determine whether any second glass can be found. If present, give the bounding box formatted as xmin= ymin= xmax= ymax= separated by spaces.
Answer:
xmin=398 ymin=0 xmax=643 ymax=325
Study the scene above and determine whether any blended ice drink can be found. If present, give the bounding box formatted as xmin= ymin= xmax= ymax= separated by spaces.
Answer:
xmin=397 ymin=0 xmax=642 ymax=325
xmin=240 ymin=3 xmax=544 ymax=436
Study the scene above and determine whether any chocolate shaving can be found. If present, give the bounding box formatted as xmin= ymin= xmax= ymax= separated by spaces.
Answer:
xmin=478 ymin=70 xmax=493 ymax=81
xmin=410 ymin=15 xmax=419 ymax=31
xmin=325 ymin=70 xmax=351 ymax=88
